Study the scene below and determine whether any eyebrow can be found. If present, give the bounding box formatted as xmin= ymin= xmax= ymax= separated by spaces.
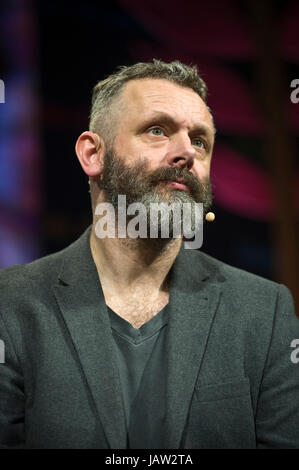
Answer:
xmin=139 ymin=111 xmax=215 ymax=139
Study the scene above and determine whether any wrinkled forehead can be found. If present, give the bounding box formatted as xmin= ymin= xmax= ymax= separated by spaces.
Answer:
xmin=118 ymin=78 xmax=214 ymax=133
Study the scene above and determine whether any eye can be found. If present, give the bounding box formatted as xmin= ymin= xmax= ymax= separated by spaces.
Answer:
xmin=192 ymin=138 xmax=205 ymax=149
xmin=148 ymin=127 xmax=165 ymax=136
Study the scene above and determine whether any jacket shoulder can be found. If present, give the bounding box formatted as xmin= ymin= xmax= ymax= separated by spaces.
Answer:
xmin=186 ymin=249 xmax=296 ymax=322
xmin=0 ymin=244 xmax=69 ymax=292
xmin=187 ymin=248 xmax=281 ymax=294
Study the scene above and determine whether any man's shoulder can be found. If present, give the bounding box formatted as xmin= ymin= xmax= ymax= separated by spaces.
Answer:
xmin=182 ymin=249 xmax=297 ymax=319
xmin=0 ymin=246 xmax=66 ymax=291
xmin=183 ymin=248 xmax=281 ymax=295
xmin=0 ymin=227 xmax=90 ymax=292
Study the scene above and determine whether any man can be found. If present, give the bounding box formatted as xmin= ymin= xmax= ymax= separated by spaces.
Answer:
xmin=0 ymin=60 xmax=298 ymax=449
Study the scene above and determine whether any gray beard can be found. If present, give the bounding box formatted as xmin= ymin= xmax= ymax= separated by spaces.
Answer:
xmin=95 ymin=149 xmax=213 ymax=239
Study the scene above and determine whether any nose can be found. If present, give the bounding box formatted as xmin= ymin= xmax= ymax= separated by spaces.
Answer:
xmin=166 ymin=133 xmax=196 ymax=170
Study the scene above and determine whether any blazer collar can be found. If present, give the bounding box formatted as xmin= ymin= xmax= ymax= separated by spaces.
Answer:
xmin=53 ymin=225 xmax=128 ymax=449
xmin=53 ymin=225 xmax=223 ymax=449
xmin=164 ymin=243 xmax=223 ymax=448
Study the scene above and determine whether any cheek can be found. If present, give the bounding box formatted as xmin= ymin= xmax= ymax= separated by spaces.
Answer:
xmin=193 ymin=159 xmax=211 ymax=180
xmin=113 ymin=134 xmax=131 ymax=155
xmin=114 ymin=135 xmax=166 ymax=167
xmin=113 ymin=134 xmax=146 ymax=160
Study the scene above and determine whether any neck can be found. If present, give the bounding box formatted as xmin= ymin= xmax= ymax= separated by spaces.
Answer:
xmin=90 ymin=223 xmax=182 ymax=297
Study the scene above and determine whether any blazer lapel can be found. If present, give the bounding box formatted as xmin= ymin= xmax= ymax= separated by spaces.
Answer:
xmin=52 ymin=227 xmax=127 ymax=449
xmin=164 ymin=246 xmax=222 ymax=448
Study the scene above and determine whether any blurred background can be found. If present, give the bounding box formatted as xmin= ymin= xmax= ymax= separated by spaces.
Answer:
xmin=0 ymin=0 xmax=298 ymax=312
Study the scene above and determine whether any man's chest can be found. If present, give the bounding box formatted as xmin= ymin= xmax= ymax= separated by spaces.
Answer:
xmin=105 ymin=291 xmax=169 ymax=328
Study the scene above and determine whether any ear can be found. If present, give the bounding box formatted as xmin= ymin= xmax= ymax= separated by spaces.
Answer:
xmin=75 ymin=131 xmax=105 ymax=177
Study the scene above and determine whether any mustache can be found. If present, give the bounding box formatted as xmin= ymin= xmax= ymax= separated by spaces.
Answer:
xmin=147 ymin=166 xmax=208 ymax=200
xmin=148 ymin=166 xmax=199 ymax=187
xmin=102 ymin=151 xmax=201 ymax=189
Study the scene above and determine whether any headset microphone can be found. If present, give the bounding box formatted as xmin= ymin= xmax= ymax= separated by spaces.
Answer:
xmin=205 ymin=212 xmax=215 ymax=222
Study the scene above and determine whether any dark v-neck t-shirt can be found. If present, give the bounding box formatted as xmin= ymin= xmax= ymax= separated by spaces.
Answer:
xmin=107 ymin=305 xmax=169 ymax=449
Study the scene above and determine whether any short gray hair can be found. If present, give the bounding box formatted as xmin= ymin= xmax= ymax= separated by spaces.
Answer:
xmin=89 ymin=59 xmax=212 ymax=144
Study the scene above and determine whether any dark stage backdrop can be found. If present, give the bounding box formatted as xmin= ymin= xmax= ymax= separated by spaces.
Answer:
xmin=0 ymin=0 xmax=298 ymax=309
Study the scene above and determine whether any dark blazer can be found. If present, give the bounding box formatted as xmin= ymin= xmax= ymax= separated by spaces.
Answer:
xmin=0 ymin=226 xmax=298 ymax=449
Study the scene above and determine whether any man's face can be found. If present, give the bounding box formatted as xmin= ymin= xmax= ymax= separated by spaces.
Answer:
xmin=112 ymin=78 xmax=214 ymax=178
xmin=97 ymin=79 xmax=214 ymax=239
xmin=95 ymin=78 xmax=214 ymax=236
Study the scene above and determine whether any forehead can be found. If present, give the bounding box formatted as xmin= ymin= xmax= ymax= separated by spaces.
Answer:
xmin=119 ymin=78 xmax=213 ymax=131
